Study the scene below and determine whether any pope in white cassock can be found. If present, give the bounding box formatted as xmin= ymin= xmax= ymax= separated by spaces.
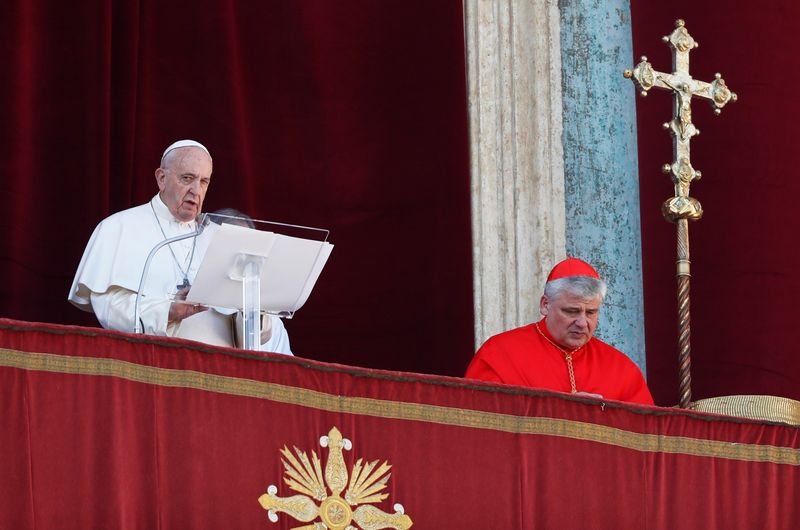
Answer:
xmin=67 ymin=140 xmax=292 ymax=355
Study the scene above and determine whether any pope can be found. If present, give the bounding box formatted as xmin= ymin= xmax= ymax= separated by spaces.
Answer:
xmin=465 ymin=257 xmax=653 ymax=405
xmin=67 ymin=139 xmax=292 ymax=355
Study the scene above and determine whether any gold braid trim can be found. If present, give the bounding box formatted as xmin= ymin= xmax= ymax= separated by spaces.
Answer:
xmin=2 ymin=348 xmax=799 ymax=466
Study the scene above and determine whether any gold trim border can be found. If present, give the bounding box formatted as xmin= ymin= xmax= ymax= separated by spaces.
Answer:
xmin=691 ymin=395 xmax=800 ymax=426
xmin=2 ymin=348 xmax=798 ymax=466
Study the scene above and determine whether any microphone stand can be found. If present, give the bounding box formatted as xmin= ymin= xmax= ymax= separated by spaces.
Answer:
xmin=133 ymin=214 xmax=208 ymax=334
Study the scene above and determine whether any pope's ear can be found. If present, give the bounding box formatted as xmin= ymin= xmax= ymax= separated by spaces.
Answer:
xmin=539 ymin=295 xmax=549 ymax=316
xmin=154 ymin=168 xmax=166 ymax=191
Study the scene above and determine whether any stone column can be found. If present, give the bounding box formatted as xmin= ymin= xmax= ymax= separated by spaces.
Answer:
xmin=559 ymin=0 xmax=646 ymax=371
xmin=465 ymin=0 xmax=567 ymax=348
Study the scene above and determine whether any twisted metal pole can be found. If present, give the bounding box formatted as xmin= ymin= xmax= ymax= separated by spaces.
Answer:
xmin=676 ymin=219 xmax=692 ymax=407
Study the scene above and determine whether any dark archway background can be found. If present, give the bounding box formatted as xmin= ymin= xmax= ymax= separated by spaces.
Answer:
xmin=632 ymin=1 xmax=800 ymax=404
xmin=0 ymin=1 xmax=474 ymax=377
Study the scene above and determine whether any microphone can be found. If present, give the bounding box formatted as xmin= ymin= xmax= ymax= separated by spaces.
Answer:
xmin=133 ymin=214 xmax=209 ymax=334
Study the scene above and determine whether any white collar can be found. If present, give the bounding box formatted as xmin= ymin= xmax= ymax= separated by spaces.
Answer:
xmin=151 ymin=194 xmax=196 ymax=228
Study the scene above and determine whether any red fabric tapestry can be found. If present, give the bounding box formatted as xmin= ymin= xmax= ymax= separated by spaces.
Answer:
xmin=1 ymin=319 xmax=798 ymax=529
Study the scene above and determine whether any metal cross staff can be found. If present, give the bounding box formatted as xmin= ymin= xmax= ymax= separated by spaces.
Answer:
xmin=624 ymin=19 xmax=737 ymax=408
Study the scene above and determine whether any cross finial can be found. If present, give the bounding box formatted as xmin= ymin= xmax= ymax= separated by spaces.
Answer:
xmin=623 ymin=19 xmax=736 ymax=222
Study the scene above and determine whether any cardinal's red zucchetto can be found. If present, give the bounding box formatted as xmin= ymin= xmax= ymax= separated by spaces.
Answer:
xmin=546 ymin=257 xmax=600 ymax=281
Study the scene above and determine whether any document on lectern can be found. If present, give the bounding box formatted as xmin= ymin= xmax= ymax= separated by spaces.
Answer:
xmin=184 ymin=223 xmax=333 ymax=316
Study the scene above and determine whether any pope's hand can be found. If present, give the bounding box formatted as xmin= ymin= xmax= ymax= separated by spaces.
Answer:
xmin=168 ymin=286 xmax=208 ymax=323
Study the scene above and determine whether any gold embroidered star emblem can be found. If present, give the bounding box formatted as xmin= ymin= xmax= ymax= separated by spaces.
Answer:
xmin=258 ymin=427 xmax=413 ymax=530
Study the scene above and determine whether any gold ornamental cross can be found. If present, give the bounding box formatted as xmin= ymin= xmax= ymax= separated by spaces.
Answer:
xmin=624 ymin=19 xmax=736 ymax=223
xmin=623 ymin=19 xmax=737 ymax=409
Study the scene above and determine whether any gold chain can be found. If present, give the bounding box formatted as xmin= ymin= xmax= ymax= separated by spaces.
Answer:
xmin=534 ymin=322 xmax=582 ymax=394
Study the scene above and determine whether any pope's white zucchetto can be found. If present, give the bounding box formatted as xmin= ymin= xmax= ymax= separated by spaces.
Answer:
xmin=161 ymin=139 xmax=211 ymax=166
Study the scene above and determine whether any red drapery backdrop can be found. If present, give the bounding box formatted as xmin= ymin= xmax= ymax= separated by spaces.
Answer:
xmin=3 ymin=0 xmax=800 ymax=407
xmin=0 ymin=1 xmax=473 ymax=376
xmin=632 ymin=1 xmax=800 ymax=404
xmin=1 ymin=320 xmax=798 ymax=529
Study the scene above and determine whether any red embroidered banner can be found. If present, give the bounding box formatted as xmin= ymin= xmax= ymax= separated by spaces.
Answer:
xmin=1 ymin=318 xmax=798 ymax=529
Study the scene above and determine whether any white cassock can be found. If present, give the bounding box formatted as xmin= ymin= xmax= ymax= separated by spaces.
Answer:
xmin=67 ymin=194 xmax=292 ymax=355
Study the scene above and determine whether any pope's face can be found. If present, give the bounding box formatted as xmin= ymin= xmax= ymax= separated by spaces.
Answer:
xmin=155 ymin=147 xmax=212 ymax=222
xmin=540 ymin=291 xmax=602 ymax=350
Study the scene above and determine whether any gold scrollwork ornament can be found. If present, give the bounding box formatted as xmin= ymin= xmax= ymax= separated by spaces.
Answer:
xmin=624 ymin=57 xmax=655 ymax=96
xmin=662 ymin=196 xmax=703 ymax=222
xmin=710 ymin=74 xmax=736 ymax=112
xmin=259 ymin=427 xmax=413 ymax=530
xmin=667 ymin=20 xmax=696 ymax=53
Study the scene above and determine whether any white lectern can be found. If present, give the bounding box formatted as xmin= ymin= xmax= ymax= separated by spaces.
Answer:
xmin=185 ymin=221 xmax=333 ymax=351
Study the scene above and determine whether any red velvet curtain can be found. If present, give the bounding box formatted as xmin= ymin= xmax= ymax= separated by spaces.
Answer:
xmin=632 ymin=1 xmax=800 ymax=404
xmin=5 ymin=0 xmax=799 ymax=407
xmin=2 ymin=320 xmax=798 ymax=528
xmin=0 ymin=1 xmax=473 ymax=376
